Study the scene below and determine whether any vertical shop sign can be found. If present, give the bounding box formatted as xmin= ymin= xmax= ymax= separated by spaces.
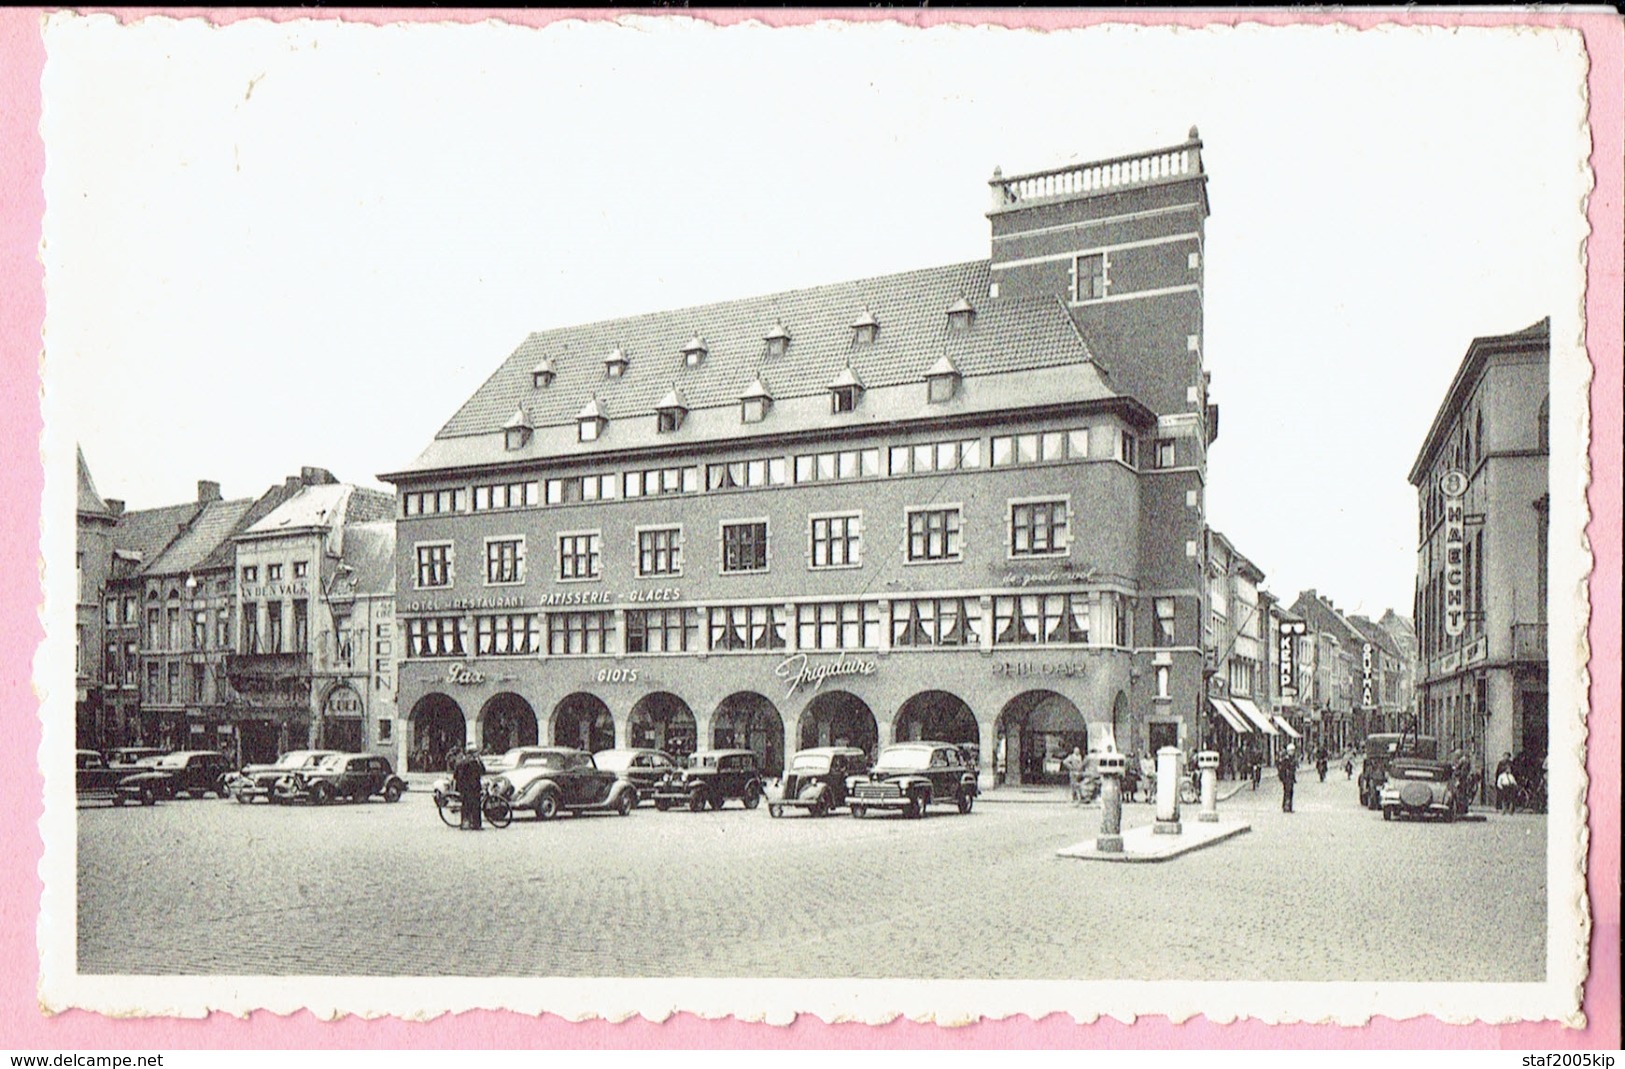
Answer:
xmin=1441 ymin=470 xmax=1468 ymax=637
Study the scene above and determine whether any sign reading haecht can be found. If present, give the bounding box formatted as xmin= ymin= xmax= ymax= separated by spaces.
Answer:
xmin=1441 ymin=469 xmax=1468 ymax=637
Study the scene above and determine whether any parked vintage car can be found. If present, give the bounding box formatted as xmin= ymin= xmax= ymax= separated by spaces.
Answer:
xmin=768 ymin=747 xmax=869 ymax=818
xmin=146 ymin=750 xmax=236 ymax=799
xmin=225 ymin=749 xmax=342 ymax=803
xmin=847 ymin=741 xmax=978 ymax=819
xmin=650 ymin=749 xmax=764 ymax=812
xmin=75 ymin=749 xmax=164 ymax=807
xmin=1379 ymin=757 xmax=1459 ymax=822
xmin=273 ymin=753 xmax=407 ymax=805
xmin=105 ymin=746 xmax=166 ymax=768
xmin=592 ymin=748 xmax=680 ymax=805
xmin=1359 ymin=731 xmax=1440 ymax=809
xmin=487 ymin=747 xmax=636 ymax=820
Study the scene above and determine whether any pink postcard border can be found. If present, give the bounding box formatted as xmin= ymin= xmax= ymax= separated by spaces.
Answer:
xmin=2 ymin=6 xmax=1618 ymax=1050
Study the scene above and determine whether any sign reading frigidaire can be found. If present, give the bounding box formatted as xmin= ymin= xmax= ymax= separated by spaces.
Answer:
xmin=1278 ymin=620 xmax=1305 ymax=695
xmin=1441 ymin=469 xmax=1468 ymax=637
xmin=773 ymin=652 xmax=877 ymax=700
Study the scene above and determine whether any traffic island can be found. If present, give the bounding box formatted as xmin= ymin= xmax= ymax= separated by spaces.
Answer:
xmin=1056 ymin=818 xmax=1251 ymax=863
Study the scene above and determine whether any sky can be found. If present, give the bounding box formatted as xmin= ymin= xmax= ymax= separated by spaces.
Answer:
xmin=41 ymin=13 xmax=1590 ymax=618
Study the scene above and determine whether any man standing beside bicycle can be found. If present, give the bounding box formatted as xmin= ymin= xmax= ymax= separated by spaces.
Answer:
xmin=453 ymin=742 xmax=487 ymax=831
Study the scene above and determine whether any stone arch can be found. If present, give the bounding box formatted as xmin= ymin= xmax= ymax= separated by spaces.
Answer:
xmin=407 ymin=692 xmax=466 ymax=772
xmin=894 ymin=690 xmax=979 ymax=745
xmin=994 ymin=690 xmax=1086 ymax=786
xmin=712 ymin=691 xmax=785 ymax=776
xmin=628 ymin=692 xmax=698 ymax=758
xmin=479 ymin=691 xmax=539 ymax=754
xmin=551 ymin=692 xmax=615 ymax=754
xmin=797 ymin=690 xmax=878 ymax=758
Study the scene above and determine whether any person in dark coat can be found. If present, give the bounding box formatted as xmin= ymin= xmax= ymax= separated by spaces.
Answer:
xmin=452 ymin=742 xmax=487 ymax=830
xmin=1277 ymin=745 xmax=1299 ymax=813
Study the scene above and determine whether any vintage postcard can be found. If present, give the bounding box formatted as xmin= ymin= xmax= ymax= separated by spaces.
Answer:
xmin=31 ymin=11 xmax=1604 ymax=1031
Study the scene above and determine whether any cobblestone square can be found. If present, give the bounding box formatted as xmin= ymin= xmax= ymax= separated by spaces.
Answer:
xmin=77 ymin=772 xmax=1546 ymax=981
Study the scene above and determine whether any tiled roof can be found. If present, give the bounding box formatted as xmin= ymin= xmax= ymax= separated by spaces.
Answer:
xmin=1347 ymin=615 xmax=1402 ymax=659
xmin=244 ymin=484 xmax=354 ymax=535
xmin=143 ymin=498 xmax=255 ymax=576
xmin=344 ymin=487 xmax=396 ymax=525
xmin=338 ymin=521 xmax=395 ymax=597
xmin=430 ymin=260 xmax=1097 ymax=441
xmin=111 ymin=503 xmax=200 ymax=565
xmin=196 ymin=482 xmax=302 ymax=572
xmin=77 ymin=447 xmax=111 ymax=517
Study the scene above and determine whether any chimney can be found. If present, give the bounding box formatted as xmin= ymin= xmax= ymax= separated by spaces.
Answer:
xmin=197 ymin=480 xmax=221 ymax=503
xmin=301 ymin=466 xmax=337 ymax=486
xmin=104 ymin=499 xmax=125 ymax=517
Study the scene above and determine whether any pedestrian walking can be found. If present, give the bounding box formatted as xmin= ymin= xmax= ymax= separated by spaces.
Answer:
xmin=1343 ymin=756 xmax=1354 ymax=780
xmin=1062 ymin=747 xmax=1085 ymax=804
xmin=452 ymin=742 xmax=487 ymax=830
xmin=1277 ymin=745 xmax=1299 ymax=813
xmin=1495 ymin=752 xmax=1517 ymax=814
xmin=1250 ymin=751 xmax=1262 ymax=791
xmin=1453 ymin=750 xmax=1473 ymax=815
xmin=1314 ymin=745 xmax=1329 ymax=783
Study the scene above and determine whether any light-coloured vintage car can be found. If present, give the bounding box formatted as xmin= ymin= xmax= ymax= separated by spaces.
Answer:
xmin=488 ymin=747 xmax=636 ymax=820
xmin=1379 ymin=757 xmax=1459 ymax=822
xmin=225 ymin=749 xmax=341 ymax=804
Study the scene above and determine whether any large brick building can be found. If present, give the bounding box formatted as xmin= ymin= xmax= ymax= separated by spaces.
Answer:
xmin=383 ymin=132 xmax=1218 ymax=783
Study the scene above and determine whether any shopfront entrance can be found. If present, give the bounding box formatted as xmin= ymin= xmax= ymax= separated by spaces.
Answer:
xmin=995 ymin=690 xmax=1086 ymax=786
xmin=628 ymin=692 xmax=698 ymax=758
xmin=407 ymin=692 xmax=466 ymax=772
xmin=552 ymin=693 xmax=616 ymax=754
xmin=894 ymin=691 xmax=979 ymax=762
xmin=711 ymin=692 xmax=785 ymax=776
xmin=797 ymin=690 xmax=878 ymax=758
xmin=480 ymin=692 xmax=540 ymax=753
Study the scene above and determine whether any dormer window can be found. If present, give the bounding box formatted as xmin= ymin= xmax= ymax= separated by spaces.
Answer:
xmin=946 ymin=297 xmax=975 ymax=332
xmin=828 ymin=366 xmax=864 ymax=414
xmin=577 ymin=398 xmax=608 ymax=443
xmin=531 ymin=358 xmax=556 ymax=389
xmin=925 ymin=354 xmax=961 ymax=403
xmin=503 ymin=407 xmax=533 ymax=451
xmin=764 ymin=324 xmax=791 ymax=358
xmin=741 ymin=377 xmax=773 ymax=424
xmin=655 ymin=386 xmax=688 ymax=433
xmin=850 ymin=311 xmax=879 ymax=346
xmin=604 ymin=348 xmax=629 ymax=379
xmin=680 ymin=336 xmax=708 ymax=367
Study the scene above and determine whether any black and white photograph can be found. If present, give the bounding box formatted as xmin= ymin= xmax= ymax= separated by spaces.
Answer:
xmin=39 ymin=12 xmax=1596 ymax=1026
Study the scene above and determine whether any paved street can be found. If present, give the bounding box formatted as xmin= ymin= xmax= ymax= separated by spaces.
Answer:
xmin=77 ymin=771 xmax=1546 ymax=980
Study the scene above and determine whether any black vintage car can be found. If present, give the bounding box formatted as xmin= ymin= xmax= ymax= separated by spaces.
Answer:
xmin=147 ymin=750 xmax=236 ymax=799
xmin=847 ymin=741 xmax=978 ymax=819
xmin=225 ymin=749 xmax=342 ymax=804
xmin=274 ymin=753 xmax=408 ymax=805
xmin=769 ymin=747 xmax=869 ymax=818
xmin=76 ymin=750 xmax=164 ymax=807
xmin=592 ymin=748 xmax=680 ymax=805
xmin=650 ymin=749 xmax=764 ymax=812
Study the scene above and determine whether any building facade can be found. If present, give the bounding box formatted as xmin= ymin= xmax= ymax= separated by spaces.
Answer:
xmin=1408 ymin=318 xmax=1549 ymax=781
xmin=225 ymin=475 xmax=397 ymax=765
xmin=75 ymin=449 xmax=119 ymax=749
xmin=384 ymin=133 xmax=1218 ymax=784
xmin=1202 ymin=529 xmax=1286 ymax=771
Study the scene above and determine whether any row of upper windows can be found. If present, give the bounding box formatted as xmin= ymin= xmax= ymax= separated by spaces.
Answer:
xmin=413 ymin=500 xmax=1068 ymax=588
xmin=240 ymin=561 xmax=308 ymax=584
xmin=402 ymin=591 xmax=1136 ymax=658
xmin=405 ymin=427 xmax=1170 ymax=517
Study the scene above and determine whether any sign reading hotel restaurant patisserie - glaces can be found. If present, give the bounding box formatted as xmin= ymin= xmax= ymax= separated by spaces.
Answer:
xmin=1441 ymin=469 xmax=1468 ymax=638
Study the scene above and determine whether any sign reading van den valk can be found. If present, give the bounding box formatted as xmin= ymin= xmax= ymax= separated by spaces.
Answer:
xmin=1441 ymin=469 xmax=1468 ymax=638
xmin=241 ymin=580 xmax=311 ymax=600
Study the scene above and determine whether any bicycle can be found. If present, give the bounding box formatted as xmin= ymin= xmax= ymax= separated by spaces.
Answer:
xmin=434 ymin=784 xmax=513 ymax=829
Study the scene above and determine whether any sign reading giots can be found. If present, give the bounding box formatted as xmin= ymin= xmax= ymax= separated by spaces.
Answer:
xmin=773 ymin=651 xmax=877 ymax=699
xmin=1440 ymin=469 xmax=1468 ymax=638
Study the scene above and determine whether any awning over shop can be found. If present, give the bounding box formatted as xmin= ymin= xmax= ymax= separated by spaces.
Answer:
xmin=1231 ymin=697 xmax=1279 ymax=735
xmin=1272 ymin=715 xmax=1302 ymax=739
xmin=1208 ymin=699 xmax=1252 ymax=734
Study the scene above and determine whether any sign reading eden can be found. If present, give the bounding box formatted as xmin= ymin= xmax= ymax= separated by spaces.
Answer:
xmin=1441 ymin=469 xmax=1468 ymax=638
xmin=444 ymin=662 xmax=486 ymax=686
xmin=774 ymin=652 xmax=876 ymax=699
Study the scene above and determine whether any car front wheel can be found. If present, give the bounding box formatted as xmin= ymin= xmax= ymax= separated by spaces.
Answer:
xmin=139 ymin=786 xmax=156 ymax=807
xmin=742 ymin=784 xmax=761 ymax=810
xmin=850 ymin=805 xmax=866 ymax=819
xmin=957 ymin=790 xmax=974 ymax=814
xmin=687 ymin=792 xmax=707 ymax=813
xmin=768 ymin=804 xmax=784 ymax=819
xmin=1382 ymin=806 xmax=1396 ymax=821
xmin=310 ymin=782 xmax=334 ymax=806
xmin=615 ymin=791 xmax=634 ymax=817
xmin=908 ymin=792 xmax=927 ymax=820
xmin=383 ymin=782 xmax=403 ymax=804
xmin=535 ymin=792 xmax=560 ymax=821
